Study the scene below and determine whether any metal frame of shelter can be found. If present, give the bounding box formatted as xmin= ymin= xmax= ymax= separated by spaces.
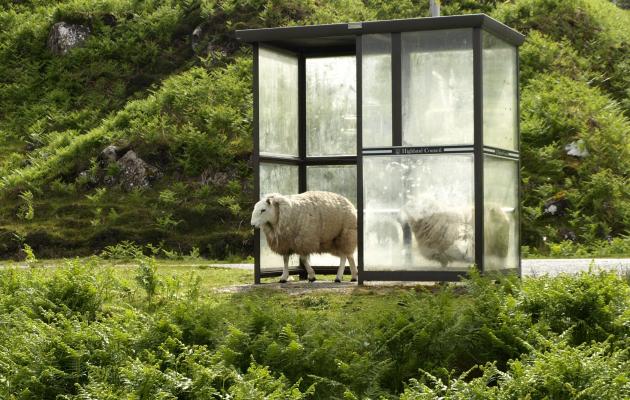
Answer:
xmin=236 ymin=14 xmax=526 ymax=284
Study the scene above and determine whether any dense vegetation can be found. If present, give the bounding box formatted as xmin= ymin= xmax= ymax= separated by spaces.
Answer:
xmin=0 ymin=0 xmax=629 ymax=259
xmin=0 ymin=260 xmax=628 ymax=398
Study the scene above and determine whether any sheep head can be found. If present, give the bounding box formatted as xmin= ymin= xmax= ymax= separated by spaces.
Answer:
xmin=250 ymin=193 xmax=283 ymax=228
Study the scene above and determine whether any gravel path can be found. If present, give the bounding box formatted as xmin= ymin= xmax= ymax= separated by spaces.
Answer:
xmin=212 ymin=259 xmax=630 ymax=277
xmin=3 ymin=259 xmax=629 ymax=277
xmin=521 ymin=258 xmax=629 ymax=277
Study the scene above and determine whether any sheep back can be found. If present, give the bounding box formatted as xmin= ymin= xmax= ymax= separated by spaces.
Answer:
xmin=406 ymin=211 xmax=470 ymax=266
xmin=263 ymin=191 xmax=357 ymax=257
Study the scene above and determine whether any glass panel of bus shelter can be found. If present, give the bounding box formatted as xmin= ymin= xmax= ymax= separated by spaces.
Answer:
xmin=258 ymin=46 xmax=298 ymax=156
xmin=306 ymin=56 xmax=356 ymax=156
xmin=401 ymin=29 xmax=474 ymax=146
xmin=259 ymin=163 xmax=299 ymax=270
xmin=483 ymin=156 xmax=519 ymax=271
xmin=307 ymin=165 xmax=357 ymax=266
xmin=363 ymin=154 xmax=474 ymax=270
xmin=362 ymin=34 xmax=392 ymax=148
xmin=483 ymin=32 xmax=518 ymax=151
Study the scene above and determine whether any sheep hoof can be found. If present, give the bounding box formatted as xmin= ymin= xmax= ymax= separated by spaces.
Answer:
xmin=350 ymin=278 xmax=357 ymax=282
xmin=279 ymin=279 xmax=287 ymax=284
xmin=308 ymin=277 xmax=316 ymax=283
xmin=334 ymin=278 xmax=341 ymax=283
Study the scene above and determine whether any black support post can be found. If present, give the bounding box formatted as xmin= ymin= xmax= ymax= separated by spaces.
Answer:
xmin=516 ymin=47 xmax=522 ymax=278
xmin=298 ymin=53 xmax=308 ymax=280
xmin=298 ymin=54 xmax=307 ymax=194
xmin=356 ymin=35 xmax=364 ymax=285
xmin=253 ymin=44 xmax=261 ymax=284
xmin=473 ymin=28 xmax=484 ymax=273
xmin=392 ymin=33 xmax=402 ymax=147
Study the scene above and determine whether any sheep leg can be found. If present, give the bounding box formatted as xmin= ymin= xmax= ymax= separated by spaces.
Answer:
xmin=348 ymin=255 xmax=358 ymax=282
xmin=279 ymin=255 xmax=290 ymax=283
xmin=335 ymin=256 xmax=347 ymax=283
xmin=301 ymin=255 xmax=316 ymax=282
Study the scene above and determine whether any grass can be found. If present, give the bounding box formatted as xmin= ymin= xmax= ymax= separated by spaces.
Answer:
xmin=0 ymin=258 xmax=252 ymax=290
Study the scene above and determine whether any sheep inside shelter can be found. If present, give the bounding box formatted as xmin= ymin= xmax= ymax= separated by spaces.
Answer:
xmin=401 ymin=202 xmax=511 ymax=268
xmin=251 ymin=191 xmax=358 ymax=283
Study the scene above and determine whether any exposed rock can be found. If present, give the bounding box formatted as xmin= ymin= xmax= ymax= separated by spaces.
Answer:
xmin=101 ymin=13 xmax=117 ymax=27
xmin=204 ymin=43 xmax=227 ymax=61
xmin=192 ymin=23 xmax=227 ymax=60
xmin=191 ymin=23 xmax=209 ymax=53
xmin=99 ymin=145 xmax=119 ymax=166
xmin=543 ymin=197 xmax=570 ymax=216
xmin=192 ymin=24 xmax=205 ymax=51
xmin=47 ymin=22 xmax=90 ymax=55
xmin=559 ymin=228 xmax=577 ymax=242
xmin=565 ymin=139 xmax=589 ymax=158
xmin=98 ymin=144 xmax=131 ymax=167
xmin=77 ymin=169 xmax=98 ymax=186
xmin=117 ymin=150 xmax=161 ymax=191
xmin=200 ymin=168 xmax=237 ymax=187
xmin=103 ymin=174 xmax=118 ymax=187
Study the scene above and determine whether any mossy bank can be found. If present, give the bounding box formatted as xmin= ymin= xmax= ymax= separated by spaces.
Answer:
xmin=0 ymin=0 xmax=629 ymax=259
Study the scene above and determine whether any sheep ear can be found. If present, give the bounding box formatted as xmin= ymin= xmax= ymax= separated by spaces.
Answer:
xmin=268 ymin=195 xmax=288 ymax=207
xmin=266 ymin=198 xmax=271 ymax=205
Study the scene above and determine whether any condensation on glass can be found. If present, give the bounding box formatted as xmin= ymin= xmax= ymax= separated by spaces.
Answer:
xmin=484 ymin=156 xmax=519 ymax=271
xmin=363 ymin=154 xmax=474 ymax=270
xmin=307 ymin=165 xmax=358 ymax=266
xmin=259 ymin=163 xmax=299 ymax=270
xmin=307 ymin=165 xmax=357 ymax=206
xmin=362 ymin=34 xmax=392 ymax=148
xmin=258 ymin=46 xmax=298 ymax=156
xmin=483 ymin=32 xmax=518 ymax=151
xmin=401 ymin=29 xmax=473 ymax=146
xmin=306 ymin=56 xmax=356 ymax=156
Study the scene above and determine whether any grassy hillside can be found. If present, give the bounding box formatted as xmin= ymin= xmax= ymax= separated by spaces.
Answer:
xmin=0 ymin=0 xmax=629 ymax=259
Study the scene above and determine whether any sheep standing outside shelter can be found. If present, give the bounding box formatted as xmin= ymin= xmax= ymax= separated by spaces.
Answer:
xmin=251 ymin=191 xmax=358 ymax=283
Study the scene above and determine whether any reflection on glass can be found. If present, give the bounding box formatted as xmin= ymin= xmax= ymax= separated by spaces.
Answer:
xmin=306 ymin=56 xmax=356 ymax=156
xmin=258 ymin=47 xmax=298 ymax=156
xmin=363 ymin=154 xmax=474 ymax=270
xmin=402 ymin=29 xmax=473 ymax=146
xmin=483 ymin=32 xmax=518 ymax=151
xmin=484 ymin=156 xmax=519 ymax=271
xmin=259 ymin=163 xmax=299 ymax=269
xmin=307 ymin=165 xmax=358 ymax=266
xmin=307 ymin=165 xmax=357 ymax=206
xmin=362 ymin=34 xmax=392 ymax=148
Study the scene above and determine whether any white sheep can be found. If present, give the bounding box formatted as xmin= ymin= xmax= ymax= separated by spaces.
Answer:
xmin=402 ymin=204 xmax=510 ymax=267
xmin=251 ymin=191 xmax=358 ymax=283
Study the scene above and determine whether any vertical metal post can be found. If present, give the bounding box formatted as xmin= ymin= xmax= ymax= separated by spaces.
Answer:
xmin=392 ymin=33 xmax=402 ymax=147
xmin=516 ymin=47 xmax=522 ymax=278
xmin=356 ymin=35 xmax=364 ymax=285
xmin=473 ymin=28 xmax=484 ymax=274
xmin=298 ymin=53 xmax=308 ymax=280
xmin=430 ymin=0 xmax=441 ymax=17
xmin=253 ymin=43 xmax=261 ymax=284
xmin=298 ymin=53 xmax=307 ymax=194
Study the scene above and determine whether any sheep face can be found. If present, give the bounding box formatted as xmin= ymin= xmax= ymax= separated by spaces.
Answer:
xmin=250 ymin=197 xmax=277 ymax=228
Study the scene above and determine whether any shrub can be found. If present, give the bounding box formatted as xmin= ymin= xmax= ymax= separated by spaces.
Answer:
xmin=401 ymin=341 xmax=630 ymax=399
xmin=519 ymin=270 xmax=630 ymax=344
xmin=100 ymin=240 xmax=144 ymax=259
xmin=135 ymin=256 xmax=160 ymax=301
